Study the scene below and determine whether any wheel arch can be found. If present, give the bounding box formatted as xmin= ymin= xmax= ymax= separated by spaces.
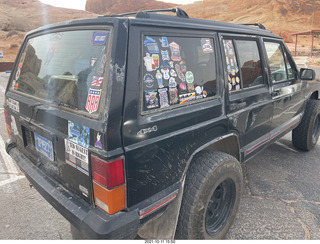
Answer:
xmin=310 ymin=90 xmax=319 ymax=100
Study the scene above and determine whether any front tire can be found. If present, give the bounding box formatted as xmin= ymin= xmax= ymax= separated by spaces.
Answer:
xmin=175 ymin=151 xmax=243 ymax=239
xmin=292 ymin=99 xmax=320 ymax=151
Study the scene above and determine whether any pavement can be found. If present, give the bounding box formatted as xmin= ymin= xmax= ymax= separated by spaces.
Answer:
xmin=0 ymin=61 xmax=320 ymax=240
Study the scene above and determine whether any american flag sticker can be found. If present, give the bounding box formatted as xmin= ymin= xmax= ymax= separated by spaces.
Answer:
xmin=86 ymin=88 xmax=101 ymax=114
xmin=90 ymin=76 xmax=104 ymax=87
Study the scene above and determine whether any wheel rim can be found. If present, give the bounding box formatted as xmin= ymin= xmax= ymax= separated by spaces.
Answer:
xmin=312 ymin=114 xmax=320 ymax=144
xmin=205 ymin=178 xmax=236 ymax=236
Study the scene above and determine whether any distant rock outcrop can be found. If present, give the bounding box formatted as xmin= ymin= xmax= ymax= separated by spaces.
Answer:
xmin=85 ymin=0 xmax=176 ymax=15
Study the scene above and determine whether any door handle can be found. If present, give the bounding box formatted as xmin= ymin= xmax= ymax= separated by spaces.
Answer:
xmin=272 ymin=90 xmax=280 ymax=97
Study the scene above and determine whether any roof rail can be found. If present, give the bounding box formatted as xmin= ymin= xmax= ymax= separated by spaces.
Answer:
xmin=101 ymin=8 xmax=189 ymax=18
xmin=242 ymin=23 xmax=266 ymax=30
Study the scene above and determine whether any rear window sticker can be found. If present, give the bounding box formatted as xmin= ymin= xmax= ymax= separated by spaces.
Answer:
xmin=145 ymin=90 xmax=159 ymax=109
xmin=226 ymin=57 xmax=229 ymax=65
xmin=158 ymin=88 xmax=169 ymax=108
xmin=236 ymin=84 xmax=241 ymax=91
xmin=86 ymin=88 xmax=101 ymax=114
xmin=201 ymin=38 xmax=213 ymax=53
xmin=187 ymin=83 xmax=195 ymax=93
xmin=169 ymin=61 xmax=174 ymax=68
xmin=90 ymin=57 xmax=98 ymax=68
xmin=203 ymin=90 xmax=208 ymax=98
xmin=15 ymin=68 xmax=21 ymax=80
xmin=19 ymin=52 xmax=26 ymax=68
xmin=94 ymin=132 xmax=103 ymax=149
xmin=161 ymin=50 xmax=170 ymax=61
xmin=228 ymin=83 xmax=232 ymax=91
xmin=169 ymin=87 xmax=178 ymax=105
xmin=156 ymin=70 xmax=164 ymax=88
xmin=232 ymin=77 xmax=236 ymax=85
xmin=152 ymin=54 xmax=160 ymax=70
xmin=92 ymin=32 xmax=108 ymax=45
xmin=170 ymin=69 xmax=177 ymax=77
xmin=6 ymin=98 xmax=19 ymax=113
xmin=169 ymin=77 xmax=177 ymax=87
xmin=195 ymin=86 xmax=204 ymax=99
xmin=186 ymin=71 xmax=194 ymax=84
xmin=10 ymin=115 xmax=18 ymax=136
xmin=68 ymin=121 xmax=90 ymax=148
xmin=144 ymin=53 xmax=154 ymax=72
xmin=11 ymin=80 xmax=16 ymax=89
xmin=90 ymin=76 xmax=103 ymax=87
xmin=169 ymin=42 xmax=181 ymax=61
xmin=65 ymin=139 xmax=89 ymax=176
xmin=179 ymin=92 xmax=196 ymax=104
xmin=179 ymin=60 xmax=187 ymax=73
xmin=144 ymin=36 xmax=159 ymax=54
xmin=179 ymin=82 xmax=187 ymax=93
xmin=175 ymin=64 xmax=185 ymax=82
xmin=160 ymin=63 xmax=170 ymax=80
xmin=144 ymin=74 xmax=155 ymax=88
xmin=97 ymin=54 xmax=107 ymax=75
xmin=160 ymin=37 xmax=168 ymax=47
xmin=236 ymin=77 xmax=240 ymax=84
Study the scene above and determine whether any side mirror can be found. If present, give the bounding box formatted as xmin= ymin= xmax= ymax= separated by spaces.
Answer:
xmin=300 ymin=68 xmax=316 ymax=80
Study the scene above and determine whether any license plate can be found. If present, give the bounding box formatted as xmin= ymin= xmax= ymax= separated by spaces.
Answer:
xmin=34 ymin=133 xmax=54 ymax=161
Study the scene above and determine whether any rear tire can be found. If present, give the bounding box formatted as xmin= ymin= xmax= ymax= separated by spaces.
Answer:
xmin=292 ymin=99 xmax=320 ymax=151
xmin=175 ymin=151 xmax=243 ymax=239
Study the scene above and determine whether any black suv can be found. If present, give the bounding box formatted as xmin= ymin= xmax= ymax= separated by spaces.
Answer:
xmin=4 ymin=8 xmax=320 ymax=239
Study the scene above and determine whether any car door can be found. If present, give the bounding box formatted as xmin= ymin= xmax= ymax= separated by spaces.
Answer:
xmin=263 ymin=40 xmax=303 ymax=134
xmin=221 ymin=35 xmax=273 ymax=161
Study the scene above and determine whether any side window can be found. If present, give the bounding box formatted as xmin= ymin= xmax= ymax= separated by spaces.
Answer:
xmin=235 ymin=40 xmax=264 ymax=88
xmin=223 ymin=39 xmax=264 ymax=92
xmin=264 ymin=42 xmax=290 ymax=83
xmin=142 ymin=35 xmax=217 ymax=112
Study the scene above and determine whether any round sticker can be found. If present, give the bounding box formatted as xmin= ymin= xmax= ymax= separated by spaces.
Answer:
xmin=15 ymin=68 xmax=21 ymax=80
xmin=144 ymin=74 xmax=155 ymax=88
xmin=185 ymin=71 xmax=194 ymax=84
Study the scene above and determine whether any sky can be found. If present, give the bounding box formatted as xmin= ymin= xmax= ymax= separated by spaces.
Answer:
xmin=39 ymin=0 xmax=200 ymax=10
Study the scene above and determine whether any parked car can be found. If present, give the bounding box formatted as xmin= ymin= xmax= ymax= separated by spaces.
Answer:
xmin=4 ymin=8 xmax=320 ymax=239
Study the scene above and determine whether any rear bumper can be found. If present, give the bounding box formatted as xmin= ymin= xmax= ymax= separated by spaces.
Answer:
xmin=6 ymin=141 xmax=140 ymax=239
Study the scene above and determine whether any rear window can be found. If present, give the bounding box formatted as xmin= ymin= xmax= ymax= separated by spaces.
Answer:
xmin=10 ymin=29 xmax=111 ymax=115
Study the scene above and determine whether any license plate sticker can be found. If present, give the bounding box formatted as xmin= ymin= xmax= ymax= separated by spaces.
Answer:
xmin=34 ymin=133 xmax=54 ymax=161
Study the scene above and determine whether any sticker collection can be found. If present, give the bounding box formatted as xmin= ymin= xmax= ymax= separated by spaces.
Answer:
xmin=84 ymin=32 xmax=109 ymax=114
xmin=223 ymin=39 xmax=241 ymax=91
xmin=143 ymin=36 xmax=213 ymax=110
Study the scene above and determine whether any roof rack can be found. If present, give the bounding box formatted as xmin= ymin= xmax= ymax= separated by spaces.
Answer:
xmin=242 ymin=23 xmax=266 ymax=30
xmin=101 ymin=8 xmax=189 ymax=18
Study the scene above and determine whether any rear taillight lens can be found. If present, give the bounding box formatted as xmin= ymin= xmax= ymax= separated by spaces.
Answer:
xmin=91 ymin=155 xmax=124 ymax=189
xmin=91 ymin=155 xmax=125 ymax=215
xmin=4 ymin=108 xmax=11 ymax=137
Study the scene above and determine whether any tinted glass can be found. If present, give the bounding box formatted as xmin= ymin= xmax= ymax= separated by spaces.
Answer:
xmin=264 ymin=42 xmax=287 ymax=82
xmin=142 ymin=36 xmax=217 ymax=112
xmin=235 ymin=40 xmax=263 ymax=88
xmin=284 ymin=51 xmax=295 ymax=79
xmin=11 ymin=30 xmax=110 ymax=114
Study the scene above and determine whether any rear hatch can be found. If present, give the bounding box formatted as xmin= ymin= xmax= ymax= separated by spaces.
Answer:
xmin=5 ymin=26 xmax=114 ymax=205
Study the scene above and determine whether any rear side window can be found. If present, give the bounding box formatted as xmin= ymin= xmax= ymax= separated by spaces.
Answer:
xmin=142 ymin=35 xmax=217 ymax=112
xmin=223 ymin=39 xmax=264 ymax=92
xmin=11 ymin=30 xmax=111 ymax=115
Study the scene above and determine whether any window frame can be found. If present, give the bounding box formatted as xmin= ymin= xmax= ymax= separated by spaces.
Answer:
xmin=220 ymin=34 xmax=267 ymax=95
xmin=140 ymin=31 xmax=219 ymax=115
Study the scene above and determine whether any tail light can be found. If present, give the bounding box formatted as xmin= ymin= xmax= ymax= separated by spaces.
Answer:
xmin=91 ymin=155 xmax=125 ymax=215
xmin=4 ymin=108 xmax=11 ymax=138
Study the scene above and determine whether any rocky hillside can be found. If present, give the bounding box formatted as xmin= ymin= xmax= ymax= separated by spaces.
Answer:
xmin=0 ymin=0 xmax=97 ymax=61
xmin=85 ymin=0 xmax=176 ymax=15
xmin=182 ymin=0 xmax=320 ymax=35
